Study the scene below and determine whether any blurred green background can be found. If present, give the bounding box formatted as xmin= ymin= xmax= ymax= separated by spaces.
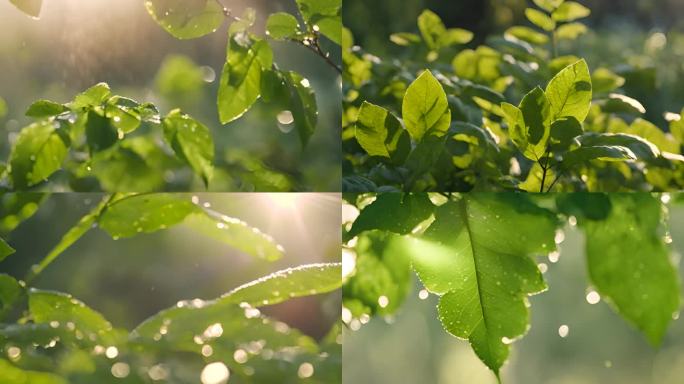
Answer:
xmin=344 ymin=0 xmax=684 ymax=127
xmin=0 ymin=0 xmax=342 ymax=191
xmin=0 ymin=193 xmax=341 ymax=339
xmin=343 ymin=197 xmax=684 ymax=384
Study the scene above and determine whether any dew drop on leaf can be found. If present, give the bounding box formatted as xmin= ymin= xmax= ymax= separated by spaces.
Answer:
xmin=200 ymin=362 xmax=229 ymax=384
xmin=558 ymin=324 xmax=569 ymax=338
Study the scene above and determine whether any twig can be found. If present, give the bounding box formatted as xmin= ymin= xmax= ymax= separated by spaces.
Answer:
xmin=294 ymin=36 xmax=343 ymax=75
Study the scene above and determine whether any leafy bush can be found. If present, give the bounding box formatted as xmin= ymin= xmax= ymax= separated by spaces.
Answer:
xmin=342 ymin=1 xmax=684 ymax=192
xmin=342 ymin=192 xmax=680 ymax=382
xmin=0 ymin=193 xmax=342 ymax=383
xmin=4 ymin=0 xmax=341 ymax=192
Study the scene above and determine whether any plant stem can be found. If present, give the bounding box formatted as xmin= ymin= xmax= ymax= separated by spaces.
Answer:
xmin=294 ymin=36 xmax=343 ymax=75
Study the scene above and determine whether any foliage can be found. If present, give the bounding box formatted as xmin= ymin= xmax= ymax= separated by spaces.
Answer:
xmin=0 ymin=193 xmax=342 ymax=383
xmin=342 ymin=192 xmax=680 ymax=382
xmin=342 ymin=0 xmax=684 ymax=192
xmin=5 ymin=0 xmax=341 ymax=192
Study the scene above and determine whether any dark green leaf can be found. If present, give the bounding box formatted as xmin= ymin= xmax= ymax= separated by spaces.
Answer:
xmin=145 ymin=0 xmax=225 ymax=39
xmin=25 ymin=100 xmax=67 ymax=118
xmin=9 ymin=122 xmax=69 ymax=189
xmin=354 ymin=101 xmax=410 ymax=164
xmin=347 ymin=193 xmax=435 ymax=239
xmin=163 ymin=109 xmax=215 ymax=186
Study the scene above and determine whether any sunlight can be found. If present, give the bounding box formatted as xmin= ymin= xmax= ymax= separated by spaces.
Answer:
xmin=264 ymin=194 xmax=300 ymax=210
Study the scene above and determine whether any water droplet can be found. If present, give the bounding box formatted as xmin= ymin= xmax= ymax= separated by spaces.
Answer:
xmin=377 ymin=295 xmax=389 ymax=308
xmin=105 ymin=346 xmax=119 ymax=359
xmin=501 ymin=337 xmax=514 ymax=345
xmin=342 ymin=307 xmax=352 ymax=323
xmin=548 ymin=251 xmax=560 ymax=263
xmin=568 ymin=216 xmax=577 ymax=226
xmin=148 ymin=364 xmax=169 ymax=380
xmin=418 ymin=289 xmax=429 ymax=300
xmin=7 ymin=346 xmax=21 ymax=360
xmin=233 ymin=349 xmax=248 ymax=364
xmin=558 ymin=325 xmax=569 ymax=338
xmin=202 ymin=344 xmax=214 ymax=357
xmin=200 ymin=362 xmax=229 ymax=384
xmin=111 ymin=362 xmax=130 ymax=378
xmin=586 ymin=290 xmax=601 ymax=305
xmin=298 ymin=362 xmax=314 ymax=378
xmin=604 ymin=360 xmax=613 ymax=368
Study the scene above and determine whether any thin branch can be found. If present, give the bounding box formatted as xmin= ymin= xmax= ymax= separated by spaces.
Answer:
xmin=293 ymin=36 xmax=343 ymax=75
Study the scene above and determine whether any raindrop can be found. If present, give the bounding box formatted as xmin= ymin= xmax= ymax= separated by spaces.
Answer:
xmin=558 ymin=325 xmax=569 ymax=338
xmin=377 ymin=295 xmax=389 ymax=308
xmin=202 ymin=345 xmax=214 ymax=357
xmin=548 ymin=251 xmax=560 ymax=263
xmin=7 ymin=346 xmax=21 ymax=360
xmin=538 ymin=263 xmax=548 ymax=274
xmin=298 ymin=362 xmax=314 ymax=378
xmin=105 ymin=346 xmax=119 ymax=359
xmin=501 ymin=337 xmax=514 ymax=345
xmin=111 ymin=362 xmax=130 ymax=378
xmin=233 ymin=349 xmax=248 ymax=364
xmin=202 ymin=66 xmax=216 ymax=83
xmin=418 ymin=289 xmax=429 ymax=300
xmin=148 ymin=364 xmax=169 ymax=380
xmin=200 ymin=362 xmax=230 ymax=384
xmin=568 ymin=216 xmax=577 ymax=226
xmin=586 ymin=290 xmax=601 ymax=304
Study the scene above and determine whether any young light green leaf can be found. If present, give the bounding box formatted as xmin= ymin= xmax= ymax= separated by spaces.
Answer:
xmin=624 ymin=118 xmax=679 ymax=153
xmin=580 ymin=194 xmax=679 ymax=345
xmin=552 ymin=1 xmax=591 ymax=22
xmin=600 ymin=93 xmax=646 ymax=115
xmin=266 ymin=12 xmax=300 ymax=39
xmin=71 ymin=83 xmax=111 ymax=109
xmin=390 ymin=32 xmax=422 ymax=46
xmin=284 ymin=71 xmax=318 ymax=147
xmin=0 ymin=193 xmax=46 ymax=233
xmin=347 ymin=193 xmax=435 ymax=240
xmin=405 ymin=195 xmax=555 ymax=374
xmin=9 ymin=121 xmax=69 ymax=189
xmin=519 ymin=86 xmax=552 ymax=160
xmin=25 ymin=100 xmax=67 ymax=118
xmin=505 ymin=26 xmax=550 ymax=45
xmin=402 ymin=70 xmax=451 ymax=141
xmin=220 ymin=263 xmax=342 ymax=307
xmin=592 ymin=68 xmax=625 ymax=94
xmin=0 ymin=274 xmax=22 ymax=314
xmin=545 ymin=59 xmax=592 ymax=122
xmin=145 ymin=0 xmax=225 ymax=39
xmin=163 ymin=109 xmax=215 ymax=186
xmin=354 ymin=101 xmax=410 ymax=164
xmin=0 ymin=238 xmax=15 ymax=262
xmin=532 ymin=0 xmax=564 ymax=13
xmin=556 ymin=22 xmax=588 ymax=40
xmin=525 ymin=8 xmax=556 ymax=31
xmin=218 ymin=37 xmax=273 ymax=124
xmin=9 ymin=0 xmax=42 ymax=18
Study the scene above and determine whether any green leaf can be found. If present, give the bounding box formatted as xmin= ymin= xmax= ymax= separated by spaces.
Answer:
xmin=220 ymin=263 xmax=342 ymax=307
xmin=505 ymin=26 xmax=549 ymax=45
xmin=532 ymin=0 xmax=564 ymax=13
xmin=9 ymin=0 xmax=42 ymax=18
xmin=525 ymin=8 xmax=556 ymax=31
xmin=405 ymin=195 xmax=555 ymax=374
xmin=89 ymin=140 xmax=166 ymax=193
xmin=0 ymin=193 xmax=46 ymax=233
xmin=284 ymin=71 xmax=318 ymax=147
xmin=85 ymin=110 xmax=118 ymax=152
xmin=347 ymin=193 xmax=435 ymax=239
xmin=354 ymin=101 xmax=410 ymax=164
xmin=25 ymin=100 xmax=67 ymax=118
xmin=552 ymin=1 xmax=591 ymax=22
xmin=98 ymin=194 xmax=284 ymax=261
xmin=71 ymin=83 xmax=111 ymax=109
xmin=344 ymin=232 xmax=411 ymax=316
xmin=519 ymin=86 xmax=552 ymax=160
xmin=295 ymin=0 xmax=340 ymax=22
xmin=415 ymin=9 xmax=471 ymax=50
xmin=577 ymin=133 xmax=659 ymax=160
xmin=145 ymin=0 xmax=225 ymax=39
xmin=556 ymin=22 xmax=588 ymax=40
xmin=9 ymin=121 xmax=69 ymax=189
xmin=163 ymin=109 xmax=215 ymax=186
xmin=155 ymin=54 xmax=206 ymax=99
xmin=266 ymin=12 xmax=300 ymax=39
xmin=600 ymin=94 xmax=646 ymax=115
xmin=545 ymin=59 xmax=592 ymax=122
xmin=28 ymin=289 xmax=120 ymax=345
xmin=624 ymin=118 xmax=679 ymax=153
xmin=218 ymin=37 xmax=273 ymax=124
xmin=591 ymin=68 xmax=625 ymax=94
xmin=390 ymin=32 xmax=422 ymax=46
xmin=98 ymin=194 xmax=198 ymax=238
xmin=0 ymin=359 xmax=66 ymax=384
xmin=579 ymin=194 xmax=679 ymax=345
xmin=402 ymin=70 xmax=451 ymax=141
xmin=0 ymin=274 xmax=22 ymax=313
xmin=0 ymin=238 xmax=15 ymax=262
xmin=562 ymin=145 xmax=636 ymax=167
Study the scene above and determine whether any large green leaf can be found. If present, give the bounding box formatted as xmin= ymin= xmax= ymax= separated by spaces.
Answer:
xmin=9 ymin=122 xmax=69 ymax=189
xmin=405 ymin=194 xmax=556 ymax=374
xmin=0 ymin=274 xmax=22 ymax=317
xmin=98 ymin=194 xmax=285 ymax=261
xmin=577 ymin=133 xmax=659 ymax=160
xmin=545 ymin=59 xmax=592 ymax=122
xmin=218 ymin=37 xmax=273 ymax=124
xmin=347 ymin=193 xmax=435 ymax=239
xmin=0 ymin=359 xmax=66 ymax=384
xmin=163 ymin=109 xmax=215 ymax=186
xmin=354 ymin=101 xmax=410 ymax=164
xmin=579 ymin=194 xmax=679 ymax=345
xmin=220 ymin=263 xmax=342 ymax=307
xmin=25 ymin=100 xmax=67 ymax=118
xmin=402 ymin=70 xmax=451 ymax=141
xmin=9 ymin=0 xmax=42 ymax=18
xmin=519 ymin=87 xmax=552 ymax=160
xmin=552 ymin=1 xmax=591 ymax=22
xmin=145 ymin=0 xmax=225 ymax=39
xmin=0 ymin=238 xmax=15 ymax=263
xmin=266 ymin=12 xmax=300 ymax=40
